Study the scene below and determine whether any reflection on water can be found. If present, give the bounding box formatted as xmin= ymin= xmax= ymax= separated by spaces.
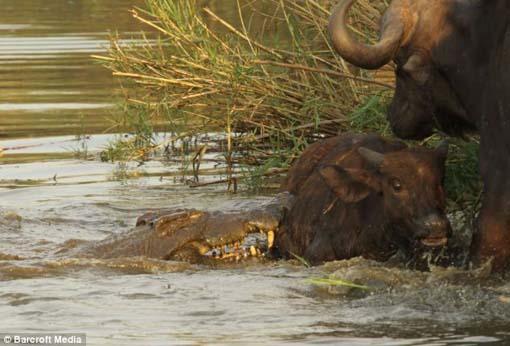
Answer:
xmin=0 ymin=0 xmax=147 ymax=139
xmin=0 ymin=1 xmax=510 ymax=345
xmin=0 ymin=0 xmax=274 ymax=140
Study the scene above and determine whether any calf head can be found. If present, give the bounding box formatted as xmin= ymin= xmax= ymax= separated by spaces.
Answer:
xmin=328 ymin=0 xmax=476 ymax=139
xmin=319 ymin=141 xmax=451 ymax=252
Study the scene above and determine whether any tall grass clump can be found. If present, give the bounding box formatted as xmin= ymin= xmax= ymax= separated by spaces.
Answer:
xmin=95 ymin=0 xmax=393 ymax=164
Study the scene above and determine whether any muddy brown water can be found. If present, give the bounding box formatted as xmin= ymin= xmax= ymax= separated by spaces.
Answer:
xmin=0 ymin=1 xmax=509 ymax=345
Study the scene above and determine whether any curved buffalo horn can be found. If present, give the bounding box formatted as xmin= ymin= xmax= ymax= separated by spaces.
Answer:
xmin=328 ymin=0 xmax=407 ymax=69
xmin=358 ymin=147 xmax=385 ymax=168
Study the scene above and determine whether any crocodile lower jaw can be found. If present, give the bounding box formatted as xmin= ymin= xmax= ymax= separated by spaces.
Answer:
xmin=205 ymin=230 xmax=275 ymax=261
xmin=172 ymin=230 xmax=275 ymax=263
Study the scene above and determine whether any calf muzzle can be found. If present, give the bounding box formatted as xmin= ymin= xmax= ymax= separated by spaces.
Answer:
xmin=417 ymin=213 xmax=451 ymax=247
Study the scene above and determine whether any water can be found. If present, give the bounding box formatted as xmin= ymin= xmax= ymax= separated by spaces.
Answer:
xmin=1 ymin=1 xmax=510 ymax=345
xmin=0 ymin=0 xmax=147 ymax=139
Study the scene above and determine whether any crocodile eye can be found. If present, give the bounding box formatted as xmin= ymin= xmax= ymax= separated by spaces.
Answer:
xmin=390 ymin=178 xmax=402 ymax=192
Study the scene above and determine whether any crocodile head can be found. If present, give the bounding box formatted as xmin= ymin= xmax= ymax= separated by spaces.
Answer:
xmin=133 ymin=207 xmax=281 ymax=264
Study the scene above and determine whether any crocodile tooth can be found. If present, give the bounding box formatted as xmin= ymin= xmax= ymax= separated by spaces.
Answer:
xmin=267 ymin=231 xmax=275 ymax=249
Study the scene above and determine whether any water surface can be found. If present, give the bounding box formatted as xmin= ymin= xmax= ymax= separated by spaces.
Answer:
xmin=0 ymin=0 xmax=147 ymax=139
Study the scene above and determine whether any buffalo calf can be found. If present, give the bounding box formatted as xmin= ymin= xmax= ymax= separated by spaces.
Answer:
xmin=276 ymin=133 xmax=451 ymax=264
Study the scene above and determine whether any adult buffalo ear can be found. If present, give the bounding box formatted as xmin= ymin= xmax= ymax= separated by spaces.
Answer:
xmin=402 ymin=54 xmax=430 ymax=85
xmin=319 ymin=165 xmax=381 ymax=203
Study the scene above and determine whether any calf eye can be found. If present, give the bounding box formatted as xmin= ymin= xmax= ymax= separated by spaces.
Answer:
xmin=390 ymin=178 xmax=402 ymax=192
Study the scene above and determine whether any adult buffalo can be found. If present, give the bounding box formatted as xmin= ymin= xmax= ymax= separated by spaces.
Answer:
xmin=328 ymin=0 xmax=510 ymax=271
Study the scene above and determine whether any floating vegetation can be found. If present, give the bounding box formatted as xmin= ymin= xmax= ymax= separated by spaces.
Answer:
xmin=306 ymin=277 xmax=370 ymax=291
xmin=289 ymin=251 xmax=312 ymax=268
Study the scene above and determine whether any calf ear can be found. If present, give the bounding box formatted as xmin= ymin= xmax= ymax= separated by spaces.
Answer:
xmin=319 ymin=165 xmax=381 ymax=203
xmin=358 ymin=147 xmax=384 ymax=169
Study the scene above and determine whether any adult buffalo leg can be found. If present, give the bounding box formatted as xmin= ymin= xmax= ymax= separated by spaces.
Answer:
xmin=471 ymin=25 xmax=510 ymax=272
xmin=474 ymin=194 xmax=510 ymax=272
xmin=472 ymin=139 xmax=510 ymax=271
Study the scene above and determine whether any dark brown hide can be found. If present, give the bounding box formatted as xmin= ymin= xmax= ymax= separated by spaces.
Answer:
xmin=276 ymin=133 xmax=451 ymax=264
xmin=329 ymin=0 xmax=510 ymax=271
